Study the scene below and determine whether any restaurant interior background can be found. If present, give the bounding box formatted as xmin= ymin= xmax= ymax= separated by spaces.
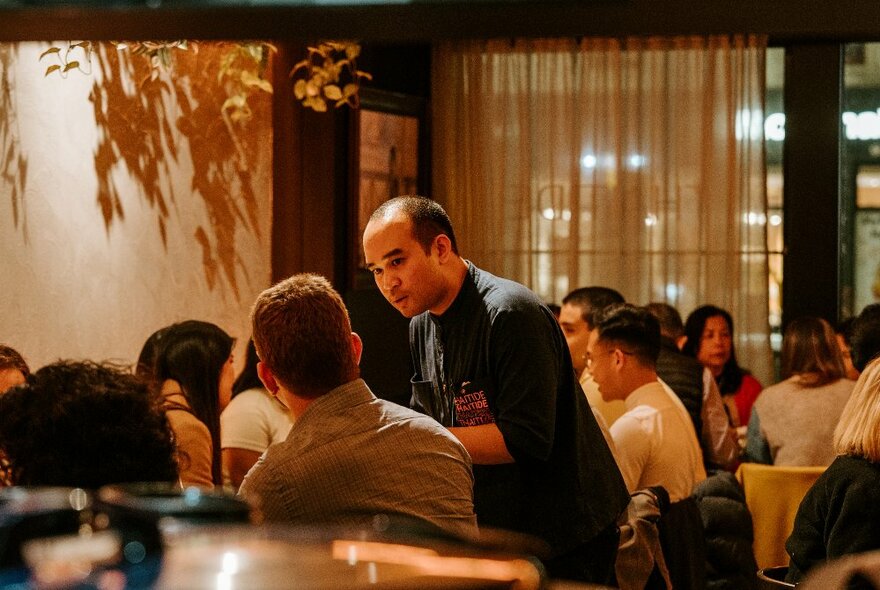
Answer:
xmin=1 ymin=1 xmax=878 ymax=400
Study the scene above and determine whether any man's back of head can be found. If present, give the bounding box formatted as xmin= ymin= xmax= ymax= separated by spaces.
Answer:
xmin=563 ymin=287 xmax=625 ymax=330
xmin=251 ymin=274 xmax=359 ymax=399
xmin=645 ymin=302 xmax=686 ymax=344
xmin=594 ymin=304 xmax=662 ymax=370
xmin=242 ymin=276 xmax=478 ymax=540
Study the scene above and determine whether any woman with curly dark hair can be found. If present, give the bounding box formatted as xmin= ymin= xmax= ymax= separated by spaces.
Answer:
xmin=0 ymin=360 xmax=178 ymax=488
xmin=683 ymin=305 xmax=762 ymax=429
xmin=148 ymin=320 xmax=235 ymax=489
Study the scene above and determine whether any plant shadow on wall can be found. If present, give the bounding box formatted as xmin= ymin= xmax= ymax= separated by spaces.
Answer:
xmin=75 ymin=42 xmax=272 ymax=301
xmin=0 ymin=44 xmax=29 ymax=239
xmin=40 ymin=40 xmax=369 ymax=300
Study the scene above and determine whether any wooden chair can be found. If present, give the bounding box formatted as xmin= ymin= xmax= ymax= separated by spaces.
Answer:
xmin=735 ymin=463 xmax=826 ymax=570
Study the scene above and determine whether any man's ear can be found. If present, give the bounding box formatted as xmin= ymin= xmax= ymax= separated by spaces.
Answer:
xmin=351 ymin=332 xmax=363 ymax=365
xmin=257 ymin=361 xmax=279 ymax=395
xmin=433 ymin=234 xmax=454 ymax=262
xmin=676 ymin=335 xmax=687 ymax=351
xmin=612 ymin=348 xmax=628 ymax=370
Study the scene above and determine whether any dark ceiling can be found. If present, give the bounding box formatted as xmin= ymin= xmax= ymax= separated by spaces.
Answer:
xmin=3 ymin=0 xmax=880 ymax=43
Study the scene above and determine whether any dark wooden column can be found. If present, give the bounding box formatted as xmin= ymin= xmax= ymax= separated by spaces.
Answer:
xmin=782 ymin=43 xmax=843 ymax=327
xmin=271 ymin=42 xmax=349 ymax=288
xmin=270 ymin=42 xmax=303 ymax=283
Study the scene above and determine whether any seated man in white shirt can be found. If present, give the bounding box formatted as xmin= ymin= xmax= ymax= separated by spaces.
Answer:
xmin=586 ymin=303 xmax=706 ymax=502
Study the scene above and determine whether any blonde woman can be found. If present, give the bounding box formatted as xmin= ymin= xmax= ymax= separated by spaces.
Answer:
xmin=785 ymin=356 xmax=880 ymax=583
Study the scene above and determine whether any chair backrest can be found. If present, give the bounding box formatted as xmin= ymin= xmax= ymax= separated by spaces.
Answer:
xmin=657 ymin=497 xmax=707 ymax=590
xmin=615 ymin=486 xmax=672 ymax=590
xmin=736 ymin=463 xmax=826 ymax=570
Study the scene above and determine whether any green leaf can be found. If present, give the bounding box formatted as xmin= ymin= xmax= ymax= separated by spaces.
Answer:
xmin=39 ymin=47 xmax=61 ymax=60
xmin=44 ymin=64 xmax=61 ymax=76
xmin=63 ymin=61 xmax=80 ymax=72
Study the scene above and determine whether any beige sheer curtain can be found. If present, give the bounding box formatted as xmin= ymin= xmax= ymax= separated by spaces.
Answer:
xmin=432 ymin=36 xmax=772 ymax=383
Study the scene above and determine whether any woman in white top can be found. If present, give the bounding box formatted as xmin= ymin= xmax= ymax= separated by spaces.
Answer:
xmin=221 ymin=340 xmax=293 ymax=489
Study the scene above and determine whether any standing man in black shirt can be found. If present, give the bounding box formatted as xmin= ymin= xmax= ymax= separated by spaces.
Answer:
xmin=363 ymin=196 xmax=629 ymax=584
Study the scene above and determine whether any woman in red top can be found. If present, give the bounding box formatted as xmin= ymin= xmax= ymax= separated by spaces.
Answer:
xmin=683 ymin=305 xmax=762 ymax=428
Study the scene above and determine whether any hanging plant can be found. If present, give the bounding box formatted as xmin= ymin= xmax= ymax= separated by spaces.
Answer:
xmin=40 ymin=40 xmax=277 ymax=121
xmin=39 ymin=41 xmax=94 ymax=76
xmin=290 ymin=41 xmax=372 ymax=112
xmin=39 ymin=40 xmax=371 ymax=115
xmin=218 ymin=41 xmax=276 ymax=124
xmin=114 ymin=40 xmax=191 ymax=72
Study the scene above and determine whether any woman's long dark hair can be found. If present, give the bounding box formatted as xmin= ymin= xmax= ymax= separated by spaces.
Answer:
xmin=682 ymin=305 xmax=746 ymax=395
xmin=232 ymin=339 xmax=263 ymax=399
xmin=154 ymin=320 xmax=233 ymax=485
xmin=135 ymin=325 xmax=171 ymax=384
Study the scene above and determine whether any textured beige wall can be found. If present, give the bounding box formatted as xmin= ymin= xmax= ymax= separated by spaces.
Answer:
xmin=0 ymin=42 xmax=273 ymax=371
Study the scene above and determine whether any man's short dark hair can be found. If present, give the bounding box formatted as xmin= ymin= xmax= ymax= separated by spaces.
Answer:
xmin=851 ymin=304 xmax=880 ymax=372
xmin=562 ymin=287 xmax=625 ymax=329
xmin=0 ymin=361 xmax=178 ymax=488
xmin=370 ymin=195 xmax=459 ymax=255
xmin=595 ymin=304 xmax=661 ymax=367
xmin=645 ymin=302 xmax=685 ymax=341
xmin=0 ymin=344 xmax=29 ymax=377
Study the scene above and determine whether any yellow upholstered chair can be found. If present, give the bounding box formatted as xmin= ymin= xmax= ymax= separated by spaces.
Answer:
xmin=735 ymin=462 xmax=826 ymax=570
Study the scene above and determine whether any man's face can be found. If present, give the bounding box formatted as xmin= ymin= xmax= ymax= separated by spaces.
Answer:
xmin=586 ymin=330 xmax=621 ymax=402
xmin=363 ymin=214 xmax=447 ymax=318
xmin=559 ymin=303 xmax=590 ymax=374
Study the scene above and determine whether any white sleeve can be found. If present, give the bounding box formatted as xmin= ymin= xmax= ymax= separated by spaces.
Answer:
xmin=221 ymin=389 xmax=273 ymax=452
xmin=609 ymin=413 xmax=652 ymax=493
xmin=700 ymin=369 xmax=739 ymax=469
